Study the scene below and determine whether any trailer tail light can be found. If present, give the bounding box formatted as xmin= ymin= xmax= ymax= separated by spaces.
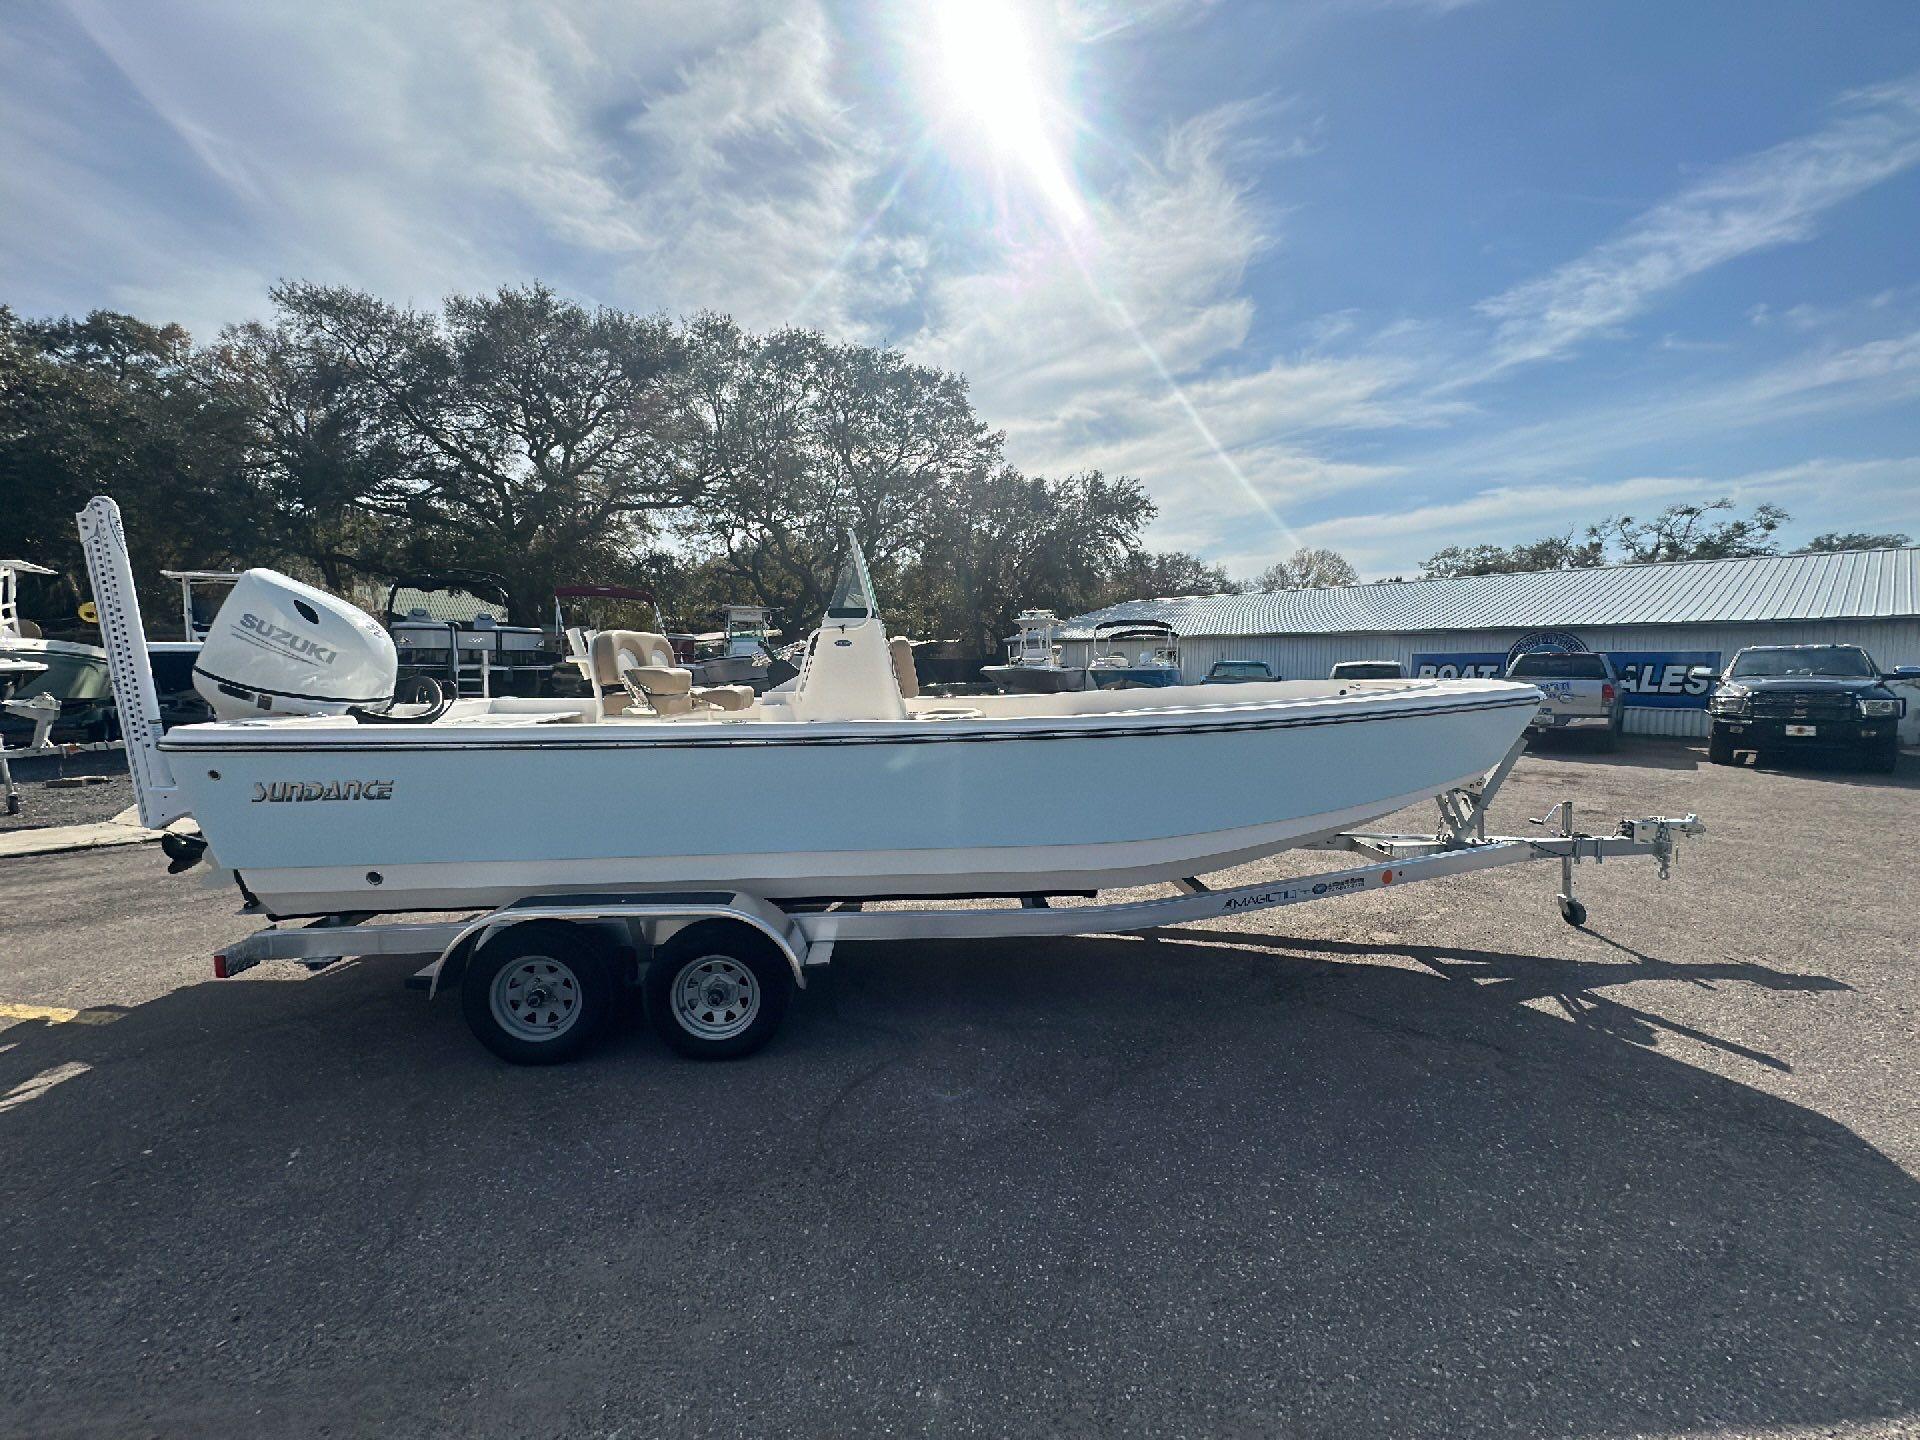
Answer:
xmin=1602 ymin=683 xmax=1616 ymax=705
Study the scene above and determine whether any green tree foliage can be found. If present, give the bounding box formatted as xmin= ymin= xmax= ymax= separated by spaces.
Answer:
xmin=1252 ymin=546 xmax=1359 ymax=591
xmin=669 ymin=315 xmax=1000 ymax=638
xmin=265 ymin=282 xmax=689 ymax=622
xmin=1421 ymin=500 xmax=1789 ymax=579
xmin=1596 ymin=498 xmax=1788 ymax=564
xmin=910 ymin=466 xmax=1155 ymax=658
xmin=1420 ymin=531 xmax=1607 ymax=579
xmin=1 ymin=285 xmax=1211 ymax=661
xmin=1094 ymin=550 xmax=1242 ymax=607
xmin=0 ymin=306 xmax=254 ymax=632
xmin=1800 ymin=530 xmax=1911 ymax=552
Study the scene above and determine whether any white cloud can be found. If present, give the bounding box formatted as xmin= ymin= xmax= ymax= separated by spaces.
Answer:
xmin=2 ymin=0 xmax=887 ymax=335
xmin=1474 ymin=72 xmax=1920 ymax=374
xmin=1057 ymin=0 xmax=1223 ymax=44
xmin=612 ymin=6 xmax=903 ymax=334
xmin=1296 ymin=456 xmax=1920 ymax=576
xmin=1415 ymin=327 xmax=1920 ymax=487
xmin=4 ymin=2 xmax=1915 ymax=588
xmin=909 ymin=103 xmax=1429 ymax=565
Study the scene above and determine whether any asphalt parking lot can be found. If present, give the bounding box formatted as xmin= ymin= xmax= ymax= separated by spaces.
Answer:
xmin=0 ymin=738 xmax=1915 ymax=1439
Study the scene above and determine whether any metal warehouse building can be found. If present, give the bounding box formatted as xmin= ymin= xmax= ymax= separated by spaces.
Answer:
xmin=1056 ymin=547 xmax=1920 ymax=737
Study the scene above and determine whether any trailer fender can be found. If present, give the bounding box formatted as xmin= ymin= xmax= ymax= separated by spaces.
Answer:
xmin=646 ymin=913 xmax=808 ymax=991
xmin=426 ymin=901 xmax=806 ymax=1000
xmin=427 ymin=931 xmax=485 ymax=1001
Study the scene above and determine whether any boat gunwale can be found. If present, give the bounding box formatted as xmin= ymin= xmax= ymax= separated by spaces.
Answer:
xmin=157 ymin=689 xmax=1541 ymax=753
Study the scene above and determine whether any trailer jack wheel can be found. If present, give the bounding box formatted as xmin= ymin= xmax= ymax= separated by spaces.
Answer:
xmin=462 ymin=922 xmax=616 ymax=1065
xmin=646 ymin=921 xmax=794 ymax=1060
xmin=1558 ymin=896 xmax=1588 ymax=928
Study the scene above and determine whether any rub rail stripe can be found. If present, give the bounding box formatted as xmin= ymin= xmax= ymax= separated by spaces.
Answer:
xmin=158 ymin=695 xmax=1539 ymax=753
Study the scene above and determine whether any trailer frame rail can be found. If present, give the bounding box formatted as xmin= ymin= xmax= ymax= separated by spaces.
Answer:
xmin=210 ymin=805 xmax=1703 ymax=978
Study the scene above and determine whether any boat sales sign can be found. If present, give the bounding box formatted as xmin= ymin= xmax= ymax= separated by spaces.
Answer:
xmin=1409 ymin=634 xmax=1721 ymax=709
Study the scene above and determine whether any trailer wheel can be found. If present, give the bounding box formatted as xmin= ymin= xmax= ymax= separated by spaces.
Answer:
xmin=1558 ymin=896 xmax=1588 ymax=928
xmin=462 ymin=922 xmax=615 ymax=1065
xmin=645 ymin=921 xmax=794 ymax=1060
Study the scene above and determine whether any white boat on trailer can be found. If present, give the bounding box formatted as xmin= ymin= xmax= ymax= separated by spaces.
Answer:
xmin=80 ymin=496 xmax=1703 ymax=1064
xmin=981 ymin=609 xmax=1088 ymax=693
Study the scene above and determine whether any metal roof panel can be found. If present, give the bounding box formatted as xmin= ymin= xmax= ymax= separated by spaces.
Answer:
xmin=1057 ymin=548 xmax=1920 ymax=638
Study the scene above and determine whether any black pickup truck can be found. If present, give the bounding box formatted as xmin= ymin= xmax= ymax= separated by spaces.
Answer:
xmin=1706 ymin=644 xmax=1908 ymax=772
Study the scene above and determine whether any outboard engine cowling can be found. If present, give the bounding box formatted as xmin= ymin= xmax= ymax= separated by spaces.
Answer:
xmin=192 ymin=569 xmax=396 ymax=721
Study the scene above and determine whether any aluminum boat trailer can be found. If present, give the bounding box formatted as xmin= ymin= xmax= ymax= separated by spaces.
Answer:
xmin=207 ymin=741 xmax=1703 ymax=1065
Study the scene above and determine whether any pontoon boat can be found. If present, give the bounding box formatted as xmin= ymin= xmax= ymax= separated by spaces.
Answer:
xmin=385 ymin=571 xmax=558 ymax=699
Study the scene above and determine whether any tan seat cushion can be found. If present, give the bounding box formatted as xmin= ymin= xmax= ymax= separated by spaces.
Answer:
xmin=694 ymin=684 xmax=755 ymax=711
xmin=889 ymin=636 xmax=919 ymax=698
xmin=590 ymin=629 xmax=679 ymax=687
xmin=624 ymin=665 xmax=690 ymax=696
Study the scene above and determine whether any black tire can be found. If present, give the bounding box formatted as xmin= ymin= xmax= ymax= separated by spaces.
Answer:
xmin=461 ymin=921 xmax=617 ymax=1065
xmin=1558 ymin=896 xmax=1588 ymax=928
xmin=644 ymin=921 xmax=795 ymax=1060
xmin=1596 ymin=713 xmax=1621 ymax=752
xmin=1864 ymin=739 xmax=1901 ymax=775
xmin=1707 ymin=725 xmax=1735 ymax=765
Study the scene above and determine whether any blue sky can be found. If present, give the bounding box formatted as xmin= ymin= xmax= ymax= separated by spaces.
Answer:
xmin=3 ymin=0 xmax=1918 ymax=578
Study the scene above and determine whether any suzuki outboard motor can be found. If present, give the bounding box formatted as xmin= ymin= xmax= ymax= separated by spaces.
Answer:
xmin=192 ymin=569 xmax=397 ymax=721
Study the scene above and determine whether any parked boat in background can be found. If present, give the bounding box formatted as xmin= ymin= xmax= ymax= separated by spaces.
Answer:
xmin=385 ymin=572 xmax=559 ymax=699
xmin=553 ymin=589 xmax=796 ymax=697
xmin=0 ymin=655 xmax=53 ymax=814
xmin=153 ymin=569 xmax=241 ymax=729
xmin=0 ymin=558 xmax=115 ymax=741
xmin=981 ymin=610 xmax=1089 ymax=693
xmin=690 ymin=605 xmax=795 ymax=693
xmin=1086 ymin=618 xmax=1181 ymax=690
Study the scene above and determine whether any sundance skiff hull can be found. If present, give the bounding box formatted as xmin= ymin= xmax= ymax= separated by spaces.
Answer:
xmin=158 ymin=680 xmax=1538 ymax=916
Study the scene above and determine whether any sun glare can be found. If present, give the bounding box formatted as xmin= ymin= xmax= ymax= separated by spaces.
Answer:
xmin=907 ymin=0 xmax=1294 ymax=545
xmin=926 ymin=0 xmax=1085 ymax=226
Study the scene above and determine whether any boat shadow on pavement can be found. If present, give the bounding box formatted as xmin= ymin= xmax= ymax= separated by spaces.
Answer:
xmin=0 ymin=930 xmax=1914 ymax=1439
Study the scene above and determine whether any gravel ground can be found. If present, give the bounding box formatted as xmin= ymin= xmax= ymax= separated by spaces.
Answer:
xmin=0 ymin=736 xmax=1915 ymax=1439
xmin=0 ymin=751 xmax=134 ymax=832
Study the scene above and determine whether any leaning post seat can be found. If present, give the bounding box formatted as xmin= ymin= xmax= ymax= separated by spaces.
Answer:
xmin=588 ymin=629 xmax=755 ymax=716
xmin=692 ymin=684 xmax=755 ymax=711
xmin=590 ymin=629 xmax=689 ymax=715
xmin=889 ymin=637 xmax=920 ymax=699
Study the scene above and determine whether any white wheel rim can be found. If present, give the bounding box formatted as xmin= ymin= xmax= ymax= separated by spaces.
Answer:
xmin=671 ymin=955 xmax=760 ymax=1041
xmin=489 ymin=955 xmax=583 ymax=1042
